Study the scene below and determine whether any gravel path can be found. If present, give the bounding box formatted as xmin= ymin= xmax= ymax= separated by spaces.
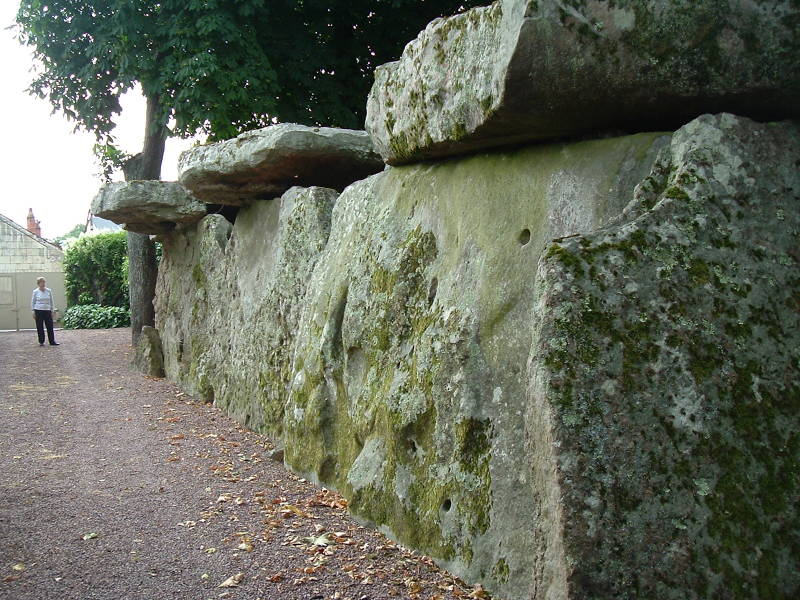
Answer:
xmin=0 ymin=328 xmax=484 ymax=600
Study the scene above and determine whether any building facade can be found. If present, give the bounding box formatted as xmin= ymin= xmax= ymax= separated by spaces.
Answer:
xmin=0 ymin=212 xmax=66 ymax=331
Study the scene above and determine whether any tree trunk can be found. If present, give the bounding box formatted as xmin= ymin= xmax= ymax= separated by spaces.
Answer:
xmin=126 ymin=93 xmax=168 ymax=347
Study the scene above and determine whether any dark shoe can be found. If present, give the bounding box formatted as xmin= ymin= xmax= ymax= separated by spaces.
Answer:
xmin=39 ymin=343 xmax=44 ymax=346
xmin=50 ymin=342 xmax=60 ymax=346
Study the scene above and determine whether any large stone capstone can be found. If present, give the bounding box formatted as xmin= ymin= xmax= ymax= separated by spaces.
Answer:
xmin=178 ymin=124 xmax=384 ymax=205
xmin=91 ymin=181 xmax=207 ymax=234
xmin=366 ymin=0 xmax=800 ymax=164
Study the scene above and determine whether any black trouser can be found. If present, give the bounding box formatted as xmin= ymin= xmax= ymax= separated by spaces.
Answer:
xmin=34 ymin=310 xmax=56 ymax=345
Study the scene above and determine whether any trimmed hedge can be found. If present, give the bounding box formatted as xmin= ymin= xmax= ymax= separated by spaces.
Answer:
xmin=63 ymin=304 xmax=131 ymax=329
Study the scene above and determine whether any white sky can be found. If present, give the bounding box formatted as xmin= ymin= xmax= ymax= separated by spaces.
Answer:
xmin=0 ymin=2 xmax=197 ymax=240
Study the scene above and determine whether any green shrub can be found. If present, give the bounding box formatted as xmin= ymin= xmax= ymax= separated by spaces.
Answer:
xmin=63 ymin=304 xmax=131 ymax=329
xmin=64 ymin=232 xmax=129 ymax=308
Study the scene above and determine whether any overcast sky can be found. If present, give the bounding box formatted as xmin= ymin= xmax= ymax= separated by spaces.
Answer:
xmin=0 ymin=2 xmax=195 ymax=240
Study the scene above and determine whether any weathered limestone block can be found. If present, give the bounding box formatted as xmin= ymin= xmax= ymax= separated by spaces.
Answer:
xmin=178 ymin=124 xmax=384 ymax=205
xmin=154 ymin=111 xmax=798 ymax=598
xmin=283 ymin=131 xmax=668 ymax=599
xmin=134 ymin=325 xmax=165 ymax=377
xmin=527 ymin=114 xmax=800 ymax=599
xmin=154 ymin=186 xmax=338 ymax=435
xmin=366 ymin=0 xmax=800 ymax=164
xmin=91 ymin=181 xmax=207 ymax=234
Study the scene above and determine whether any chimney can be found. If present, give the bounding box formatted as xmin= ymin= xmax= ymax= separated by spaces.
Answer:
xmin=27 ymin=208 xmax=42 ymax=237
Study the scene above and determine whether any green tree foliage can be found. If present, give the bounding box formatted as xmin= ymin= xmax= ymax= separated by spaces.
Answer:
xmin=52 ymin=223 xmax=86 ymax=247
xmin=250 ymin=1 xmax=487 ymax=129
xmin=16 ymin=0 xmax=484 ymax=342
xmin=64 ymin=232 xmax=129 ymax=308
xmin=16 ymin=0 xmax=485 ymax=147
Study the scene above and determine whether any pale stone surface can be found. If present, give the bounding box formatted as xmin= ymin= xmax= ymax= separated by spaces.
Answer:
xmin=153 ymin=115 xmax=800 ymax=599
xmin=178 ymin=124 xmax=384 ymax=205
xmin=134 ymin=325 xmax=165 ymax=377
xmin=282 ymin=131 xmax=667 ymax=600
xmin=154 ymin=186 xmax=338 ymax=434
xmin=527 ymin=114 xmax=800 ymax=598
xmin=91 ymin=181 xmax=207 ymax=235
xmin=366 ymin=0 xmax=800 ymax=164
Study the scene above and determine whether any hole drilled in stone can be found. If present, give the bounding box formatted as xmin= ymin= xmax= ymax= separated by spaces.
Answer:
xmin=408 ymin=438 xmax=419 ymax=457
xmin=518 ymin=228 xmax=531 ymax=246
xmin=428 ymin=277 xmax=438 ymax=306
xmin=442 ymin=498 xmax=452 ymax=512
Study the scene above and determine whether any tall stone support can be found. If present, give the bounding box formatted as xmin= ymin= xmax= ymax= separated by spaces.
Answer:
xmin=154 ymin=186 xmax=338 ymax=435
xmin=151 ymin=115 xmax=800 ymax=598
xmin=526 ymin=114 xmax=800 ymax=599
xmin=283 ymin=130 xmax=668 ymax=599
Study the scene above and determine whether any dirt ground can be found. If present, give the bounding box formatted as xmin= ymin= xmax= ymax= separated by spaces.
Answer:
xmin=0 ymin=328 xmax=488 ymax=600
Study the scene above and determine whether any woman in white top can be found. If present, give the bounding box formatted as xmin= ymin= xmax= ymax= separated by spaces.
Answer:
xmin=31 ymin=276 xmax=59 ymax=346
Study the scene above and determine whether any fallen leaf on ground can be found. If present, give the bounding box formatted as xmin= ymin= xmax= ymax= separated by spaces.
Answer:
xmin=12 ymin=564 xmax=25 ymax=571
xmin=303 ymin=533 xmax=334 ymax=547
xmin=82 ymin=532 xmax=98 ymax=540
xmin=177 ymin=520 xmax=197 ymax=528
xmin=469 ymin=584 xmax=489 ymax=598
xmin=279 ymin=504 xmax=309 ymax=518
xmin=218 ymin=572 xmax=244 ymax=588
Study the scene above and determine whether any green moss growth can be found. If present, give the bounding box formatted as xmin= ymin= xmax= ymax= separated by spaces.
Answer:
xmin=665 ymin=186 xmax=690 ymax=201
xmin=544 ymin=243 xmax=585 ymax=277
xmin=535 ymin=130 xmax=800 ymax=596
xmin=492 ymin=558 xmax=510 ymax=584
xmin=191 ymin=263 xmax=206 ymax=287
xmin=455 ymin=418 xmax=492 ymax=535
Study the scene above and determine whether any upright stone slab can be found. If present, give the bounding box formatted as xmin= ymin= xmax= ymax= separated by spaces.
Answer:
xmin=283 ymin=131 xmax=668 ymax=599
xmin=134 ymin=325 xmax=165 ymax=377
xmin=527 ymin=114 xmax=800 ymax=598
xmin=153 ymin=113 xmax=799 ymax=598
xmin=178 ymin=124 xmax=384 ymax=205
xmin=366 ymin=0 xmax=800 ymax=164
xmin=91 ymin=181 xmax=207 ymax=234
xmin=155 ymin=186 xmax=338 ymax=434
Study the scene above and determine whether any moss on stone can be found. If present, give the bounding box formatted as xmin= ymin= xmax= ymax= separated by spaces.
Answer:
xmin=532 ymin=115 xmax=800 ymax=598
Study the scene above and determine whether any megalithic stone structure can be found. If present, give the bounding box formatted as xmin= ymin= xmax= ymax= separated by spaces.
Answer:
xmin=92 ymin=1 xmax=800 ymax=598
xmin=366 ymin=0 xmax=800 ymax=165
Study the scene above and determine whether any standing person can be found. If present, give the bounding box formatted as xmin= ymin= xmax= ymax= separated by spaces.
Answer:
xmin=31 ymin=277 xmax=59 ymax=346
